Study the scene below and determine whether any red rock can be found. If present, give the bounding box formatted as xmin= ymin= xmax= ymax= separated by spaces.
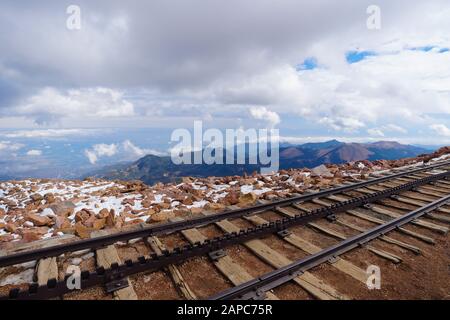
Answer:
xmin=141 ymin=198 xmax=153 ymax=208
xmin=5 ymin=223 xmax=17 ymax=233
xmin=311 ymin=165 xmax=334 ymax=178
xmin=50 ymin=201 xmax=75 ymax=217
xmin=26 ymin=214 xmax=52 ymax=227
xmin=124 ymin=219 xmax=143 ymax=226
xmin=56 ymin=227 xmax=76 ymax=235
xmin=30 ymin=193 xmax=44 ymax=202
xmin=122 ymin=198 xmax=135 ymax=206
xmin=83 ymin=214 xmax=98 ymax=228
xmin=190 ymin=207 xmax=203 ymax=215
xmin=114 ymin=216 xmax=124 ymax=229
xmin=55 ymin=216 xmax=72 ymax=229
xmin=156 ymin=202 xmax=171 ymax=210
xmin=98 ymin=208 xmax=110 ymax=219
xmin=75 ymin=222 xmax=92 ymax=239
xmin=181 ymin=197 xmax=193 ymax=205
xmin=238 ymin=192 xmax=258 ymax=205
xmin=44 ymin=193 xmax=56 ymax=204
xmin=16 ymin=227 xmax=49 ymax=236
xmin=21 ymin=231 xmax=43 ymax=242
xmin=264 ymin=194 xmax=279 ymax=201
xmin=204 ymin=202 xmax=225 ymax=211
xmin=106 ymin=209 xmax=116 ymax=227
xmin=0 ymin=234 xmax=14 ymax=242
xmin=92 ymin=218 xmax=106 ymax=230
xmin=75 ymin=210 xmax=91 ymax=223
xmin=149 ymin=211 xmax=174 ymax=222
xmin=222 ymin=191 xmax=239 ymax=205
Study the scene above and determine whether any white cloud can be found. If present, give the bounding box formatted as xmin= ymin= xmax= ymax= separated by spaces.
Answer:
xmin=122 ymin=140 xmax=165 ymax=158
xmin=84 ymin=140 xmax=164 ymax=164
xmin=26 ymin=149 xmax=42 ymax=156
xmin=249 ymin=106 xmax=280 ymax=128
xmin=14 ymin=87 xmax=134 ymax=124
xmin=430 ymin=124 xmax=450 ymax=137
xmin=93 ymin=144 xmax=118 ymax=157
xmin=318 ymin=117 xmax=365 ymax=132
xmin=0 ymin=1 xmax=450 ymax=142
xmin=3 ymin=129 xmax=101 ymax=138
xmin=0 ymin=141 xmax=23 ymax=152
xmin=84 ymin=143 xmax=118 ymax=164
xmin=84 ymin=149 xmax=98 ymax=165
xmin=382 ymin=124 xmax=408 ymax=134
xmin=367 ymin=128 xmax=385 ymax=137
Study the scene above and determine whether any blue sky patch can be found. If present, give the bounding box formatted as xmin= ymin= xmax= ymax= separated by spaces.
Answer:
xmin=346 ymin=51 xmax=377 ymax=63
xmin=409 ymin=46 xmax=449 ymax=53
xmin=296 ymin=57 xmax=318 ymax=71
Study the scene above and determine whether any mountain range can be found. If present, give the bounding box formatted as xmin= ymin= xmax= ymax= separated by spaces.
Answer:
xmin=88 ymin=140 xmax=429 ymax=185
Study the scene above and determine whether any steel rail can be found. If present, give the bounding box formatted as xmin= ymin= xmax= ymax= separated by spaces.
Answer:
xmin=1 ymin=170 xmax=449 ymax=300
xmin=209 ymin=193 xmax=450 ymax=300
xmin=0 ymin=161 xmax=449 ymax=269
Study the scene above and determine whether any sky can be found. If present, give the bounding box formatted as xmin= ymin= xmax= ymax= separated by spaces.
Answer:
xmin=0 ymin=1 xmax=450 ymax=177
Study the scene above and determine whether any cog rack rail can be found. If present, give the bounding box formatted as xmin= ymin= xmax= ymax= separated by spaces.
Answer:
xmin=1 ymin=160 xmax=449 ymax=269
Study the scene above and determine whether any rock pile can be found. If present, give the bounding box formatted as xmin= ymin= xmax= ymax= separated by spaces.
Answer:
xmin=0 ymin=147 xmax=449 ymax=244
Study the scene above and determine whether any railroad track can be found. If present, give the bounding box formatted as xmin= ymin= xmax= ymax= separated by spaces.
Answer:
xmin=1 ymin=160 xmax=450 ymax=300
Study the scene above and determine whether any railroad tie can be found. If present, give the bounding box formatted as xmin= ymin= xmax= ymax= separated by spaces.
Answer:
xmin=214 ymin=219 xmax=348 ymax=300
xmin=146 ymin=235 xmax=197 ymax=300
xmin=326 ymin=194 xmax=350 ymax=202
xmin=395 ymin=197 xmax=450 ymax=222
xmin=346 ymin=209 xmax=435 ymax=244
xmin=414 ymin=187 xmax=447 ymax=198
xmin=419 ymin=184 xmax=450 ymax=196
xmin=350 ymin=188 xmax=376 ymax=195
xmin=368 ymin=205 xmax=448 ymax=234
xmin=365 ymin=185 xmax=386 ymax=192
xmin=334 ymin=218 xmax=422 ymax=255
xmin=36 ymin=257 xmax=59 ymax=301
xmin=91 ymin=230 xmax=138 ymax=300
xmin=324 ymin=195 xmax=423 ymax=254
xmin=36 ymin=258 xmax=58 ymax=286
xmin=244 ymin=214 xmax=368 ymax=284
xmin=306 ymin=222 xmax=402 ymax=264
xmin=178 ymin=224 xmax=279 ymax=300
xmin=277 ymin=206 xmax=403 ymax=264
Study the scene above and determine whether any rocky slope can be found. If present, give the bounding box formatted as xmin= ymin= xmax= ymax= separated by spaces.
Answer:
xmin=0 ymin=146 xmax=449 ymax=246
xmin=91 ymin=140 xmax=428 ymax=185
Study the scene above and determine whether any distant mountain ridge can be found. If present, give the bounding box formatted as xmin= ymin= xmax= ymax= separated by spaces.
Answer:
xmin=88 ymin=140 xmax=430 ymax=185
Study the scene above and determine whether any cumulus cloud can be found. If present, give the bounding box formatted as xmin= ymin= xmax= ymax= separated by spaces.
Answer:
xmin=13 ymin=87 xmax=134 ymax=124
xmin=318 ymin=117 xmax=365 ymax=132
xmin=367 ymin=128 xmax=385 ymax=137
xmin=84 ymin=149 xmax=99 ymax=165
xmin=0 ymin=1 xmax=449 ymax=141
xmin=249 ymin=106 xmax=280 ymax=128
xmin=94 ymin=143 xmax=118 ymax=157
xmin=26 ymin=149 xmax=42 ymax=156
xmin=122 ymin=140 xmax=165 ymax=158
xmin=84 ymin=140 xmax=165 ymax=164
xmin=382 ymin=124 xmax=408 ymax=134
xmin=430 ymin=124 xmax=450 ymax=137
xmin=0 ymin=141 xmax=23 ymax=152
xmin=3 ymin=128 xmax=102 ymax=138
xmin=84 ymin=143 xmax=118 ymax=164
